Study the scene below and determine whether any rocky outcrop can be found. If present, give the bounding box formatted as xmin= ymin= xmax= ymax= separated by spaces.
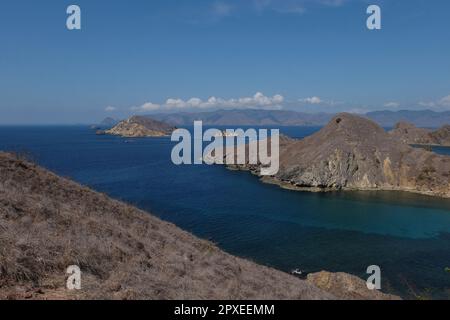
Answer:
xmin=232 ymin=113 xmax=450 ymax=198
xmin=105 ymin=116 xmax=176 ymax=137
xmin=388 ymin=122 xmax=435 ymax=145
xmin=307 ymin=272 xmax=400 ymax=300
xmin=0 ymin=152 xmax=399 ymax=300
xmin=430 ymin=125 xmax=450 ymax=146
xmin=389 ymin=122 xmax=450 ymax=146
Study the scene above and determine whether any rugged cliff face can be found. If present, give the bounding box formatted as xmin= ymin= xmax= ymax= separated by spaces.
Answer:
xmin=104 ymin=116 xmax=176 ymax=137
xmin=389 ymin=122 xmax=450 ymax=146
xmin=235 ymin=114 xmax=450 ymax=198
xmin=430 ymin=125 xmax=450 ymax=146
xmin=0 ymin=152 xmax=398 ymax=300
xmin=388 ymin=122 xmax=435 ymax=145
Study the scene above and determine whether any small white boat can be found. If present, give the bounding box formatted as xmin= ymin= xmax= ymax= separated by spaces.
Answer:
xmin=291 ymin=269 xmax=303 ymax=276
xmin=214 ymin=130 xmax=240 ymax=138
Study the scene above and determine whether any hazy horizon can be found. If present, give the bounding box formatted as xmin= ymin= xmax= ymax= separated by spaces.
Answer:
xmin=1 ymin=108 xmax=449 ymax=126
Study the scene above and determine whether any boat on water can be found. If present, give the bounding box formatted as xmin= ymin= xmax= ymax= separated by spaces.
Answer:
xmin=214 ymin=130 xmax=240 ymax=138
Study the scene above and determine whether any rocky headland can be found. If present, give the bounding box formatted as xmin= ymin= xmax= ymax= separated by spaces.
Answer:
xmin=102 ymin=116 xmax=176 ymax=138
xmin=229 ymin=113 xmax=450 ymax=198
xmin=389 ymin=122 xmax=450 ymax=147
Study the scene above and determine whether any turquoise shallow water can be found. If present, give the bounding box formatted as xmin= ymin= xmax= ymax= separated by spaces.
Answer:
xmin=1 ymin=125 xmax=450 ymax=299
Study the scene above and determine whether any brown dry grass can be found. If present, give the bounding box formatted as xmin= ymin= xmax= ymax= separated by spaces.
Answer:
xmin=0 ymin=152 xmax=335 ymax=300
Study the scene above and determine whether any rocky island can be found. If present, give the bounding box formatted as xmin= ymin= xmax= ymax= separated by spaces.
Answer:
xmin=389 ymin=122 xmax=450 ymax=146
xmin=101 ymin=116 xmax=176 ymax=138
xmin=230 ymin=113 xmax=450 ymax=198
xmin=0 ymin=152 xmax=398 ymax=300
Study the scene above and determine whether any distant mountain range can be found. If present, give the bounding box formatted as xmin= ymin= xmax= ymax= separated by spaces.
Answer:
xmin=147 ymin=109 xmax=450 ymax=128
xmin=150 ymin=109 xmax=334 ymax=126
xmin=100 ymin=117 xmax=119 ymax=127
xmin=99 ymin=109 xmax=450 ymax=129
xmin=365 ymin=110 xmax=450 ymax=128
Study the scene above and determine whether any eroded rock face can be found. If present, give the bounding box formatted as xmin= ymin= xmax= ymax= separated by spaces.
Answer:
xmin=430 ymin=125 xmax=450 ymax=146
xmin=105 ymin=116 xmax=176 ymax=137
xmin=235 ymin=113 xmax=450 ymax=198
xmin=307 ymin=272 xmax=401 ymax=300
xmin=389 ymin=122 xmax=450 ymax=146
xmin=389 ymin=122 xmax=435 ymax=145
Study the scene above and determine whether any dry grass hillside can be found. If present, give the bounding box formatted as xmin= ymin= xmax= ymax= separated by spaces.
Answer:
xmin=0 ymin=152 xmax=398 ymax=300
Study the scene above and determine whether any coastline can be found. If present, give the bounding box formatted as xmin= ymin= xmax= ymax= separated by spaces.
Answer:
xmin=227 ymin=165 xmax=450 ymax=199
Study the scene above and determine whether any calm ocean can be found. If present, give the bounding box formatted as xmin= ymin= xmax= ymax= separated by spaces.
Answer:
xmin=1 ymin=125 xmax=450 ymax=299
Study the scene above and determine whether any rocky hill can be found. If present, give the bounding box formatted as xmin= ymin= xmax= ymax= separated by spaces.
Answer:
xmin=430 ymin=125 xmax=450 ymax=146
xmin=0 ymin=152 xmax=398 ymax=300
xmin=104 ymin=116 xmax=176 ymax=137
xmin=388 ymin=122 xmax=436 ymax=145
xmin=389 ymin=122 xmax=450 ymax=146
xmin=232 ymin=114 xmax=450 ymax=198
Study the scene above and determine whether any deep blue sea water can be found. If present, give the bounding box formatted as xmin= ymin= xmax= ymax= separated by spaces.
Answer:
xmin=1 ymin=125 xmax=450 ymax=299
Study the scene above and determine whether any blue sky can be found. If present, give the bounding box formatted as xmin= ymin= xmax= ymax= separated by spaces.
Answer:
xmin=1 ymin=0 xmax=450 ymax=124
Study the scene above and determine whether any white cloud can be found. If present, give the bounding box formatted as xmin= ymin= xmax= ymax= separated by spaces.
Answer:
xmin=300 ymin=96 xmax=323 ymax=104
xmin=212 ymin=1 xmax=234 ymax=16
xmin=384 ymin=102 xmax=400 ymax=108
xmin=439 ymin=95 xmax=450 ymax=107
xmin=105 ymin=106 xmax=116 ymax=112
xmin=131 ymin=102 xmax=161 ymax=112
xmin=317 ymin=0 xmax=347 ymax=7
xmin=345 ymin=107 xmax=369 ymax=114
xmin=298 ymin=96 xmax=343 ymax=108
xmin=236 ymin=92 xmax=284 ymax=107
xmin=167 ymin=92 xmax=284 ymax=109
xmin=131 ymin=92 xmax=284 ymax=112
xmin=418 ymin=94 xmax=450 ymax=109
xmin=254 ymin=0 xmax=305 ymax=14
xmin=418 ymin=101 xmax=436 ymax=108
xmin=253 ymin=0 xmax=347 ymax=14
xmin=273 ymin=5 xmax=306 ymax=14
